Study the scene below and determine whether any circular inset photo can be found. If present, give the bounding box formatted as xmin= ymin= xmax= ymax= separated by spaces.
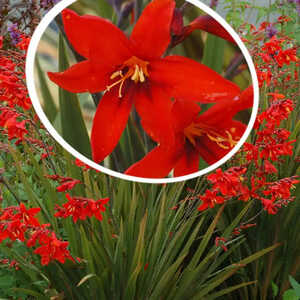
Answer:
xmin=26 ymin=0 xmax=258 ymax=182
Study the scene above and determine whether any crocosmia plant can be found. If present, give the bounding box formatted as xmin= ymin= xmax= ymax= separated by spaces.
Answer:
xmin=42 ymin=0 xmax=254 ymax=178
xmin=0 ymin=0 xmax=299 ymax=299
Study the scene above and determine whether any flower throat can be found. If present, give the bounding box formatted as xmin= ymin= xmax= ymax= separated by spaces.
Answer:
xmin=184 ymin=122 xmax=239 ymax=150
xmin=106 ymin=56 xmax=149 ymax=98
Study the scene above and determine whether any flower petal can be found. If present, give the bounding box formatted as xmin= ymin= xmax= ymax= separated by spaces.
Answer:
xmin=150 ymin=55 xmax=241 ymax=102
xmin=185 ymin=15 xmax=236 ymax=44
xmin=196 ymin=85 xmax=253 ymax=126
xmin=130 ymin=0 xmax=175 ymax=59
xmin=196 ymin=120 xmax=246 ymax=164
xmin=239 ymin=85 xmax=254 ymax=109
xmin=62 ymin=9 xmax=132 ymax=65
xmin=48 ymin=60 xmax=110 ymax=93
xmin=125 ymin=145 xmax=181 ymax=178
xmin=174 ymin=145 xmax=199 ymax=177
xmin=196 ymin=142 xmax=221 ymax=165
xmin=172 ymin=99 xmax=201 ymax=132
xmin=91 ymin=86 xmax=134 ymax=163
xmin=134 ymin=84 xmax=174 ymax=145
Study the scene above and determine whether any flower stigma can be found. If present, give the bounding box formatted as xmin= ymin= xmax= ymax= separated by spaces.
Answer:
xmin=183 ymin=123 xmax=239 ymax=149
xmin=106 ymin=56 xmax=149 ymax=98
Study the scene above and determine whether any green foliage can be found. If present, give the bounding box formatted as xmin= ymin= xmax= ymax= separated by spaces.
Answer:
xmin=272 ymin=276 xmax=300 ymax=300
xmin=57 ymin=34 xmax=92 ymax=159
xmin=0 ymin=168 xmax=279 ymax=299
xmin=202 ymin=34 xmax=225 ymax=74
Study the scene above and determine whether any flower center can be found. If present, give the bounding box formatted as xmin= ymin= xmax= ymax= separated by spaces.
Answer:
xmin=106 ymin=56 xmax=149 ymax=98
xmin=183 ymin=122 xmax=238 ymax=150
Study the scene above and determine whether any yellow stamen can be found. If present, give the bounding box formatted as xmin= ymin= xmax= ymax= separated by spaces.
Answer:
xmin=105 ymin=56 xmax=149 ymax=98
xmin=110 ymin=70 xmax=123 ymax=80
xmin=139 ymin=68 xmax=145 ymax=82
xmin=131 ymin=65 xmax=140 ymax=83
xmin=183 ymin=122 xmax=239 ymax=150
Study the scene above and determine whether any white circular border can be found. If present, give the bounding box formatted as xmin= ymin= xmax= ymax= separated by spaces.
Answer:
xmin=26 ymin=0 xmax=259 ymax=184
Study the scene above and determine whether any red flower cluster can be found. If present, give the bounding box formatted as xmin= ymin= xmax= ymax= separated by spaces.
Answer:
xmin=197 ymin=88 xmax=298 ymax=214
xmin=260 ymin=36 xmax=297 ymax=68
xmin=0 ymin=52 xmax=31 ymax=110
xmin=257 ymin=97 xmax=294 ymax=128
xmin=198 ymin=169 xmax=298 ymax=215
xmin=0 ymin=107 xmax=29 ymax=142
xmin=244 ymin=17 xmax=299 ymax=88
xmin=15 ymin=34 xmax=30 ymax=52
xmin=196 ymin=18 xmax=299 ymax=213
xmin=28 ymin=227 xmax=74 ymax=266
xmin=0 ymin=203 xmax=40 ymax=243
xmin=54 ymin=193 xmax=109 ymax=223
xmin=0 ymin=34 xmax=32 ymax=145
xmin=0 ymin=204 xmax=74 ymax=265
xmin=198 ymin=167 xmax=248 ymax=210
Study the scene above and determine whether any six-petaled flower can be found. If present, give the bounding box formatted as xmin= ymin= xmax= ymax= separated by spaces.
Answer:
xmin=48 ymin=0 xmax=242 ymax=166
xmin=125 ymin=86 xmax=253 ymax=178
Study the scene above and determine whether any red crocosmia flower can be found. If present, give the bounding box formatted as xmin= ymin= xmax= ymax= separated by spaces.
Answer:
xmin=197 ymin=190 xmax=225 ymax=211
xmin=34 ymin=232 xmax=74 ymax=265
xmin=0 ymin=220 xmax=26 ymax=243
xmin=207 ymin=167 xmax=247 ymax=197
xmin=262 ymin=36 xmax=282 ymax=55
xmin=275 ymin=48 xmax=298 ymax=68
xmin=48 ymin=0 xmax=241 ymax=163
xmin=56 ymin=179 xmax=81 ymax=192
xmin=13 ymin=203 xmax=41 ymax=227
xmin=0 ymin=204 xmax=41 ymax=243
xmin=0 ymin=36 xmax=3 ymax=49
xmin=126 ymin=86 xmax=253 ymax=178
xmin=54 ymin=193 xmax=109 ymax=223
xmin=261 ymin=198 xmax=279 ymax=215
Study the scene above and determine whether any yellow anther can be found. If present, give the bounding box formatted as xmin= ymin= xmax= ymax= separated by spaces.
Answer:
xmin=131 ymin=65 xmax=140 ymax=83
xmin=225 ymin=130 xmax=237 ymax=147
xmin=139 ymin=68 xmax=145 ymax=82
xmin=184 ymin=123 xmax=239 ymax=150
xmin=206 ymin=133 xmax=230 ymax=149
xmin=110 ymin=70 xmax=123 ymax=80
xmin=105 ymin=56 xmax=149 ymax=98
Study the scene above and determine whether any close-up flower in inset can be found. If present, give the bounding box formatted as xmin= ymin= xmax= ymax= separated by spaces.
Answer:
xmin=47 ymin=0 xmax=244 ymax=169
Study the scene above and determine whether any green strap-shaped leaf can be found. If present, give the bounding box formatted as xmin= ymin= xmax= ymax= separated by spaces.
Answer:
xmin=58 ymin=34 xmax=92 ymax=159
xmin=36 ymin=57 xmax=58 ymax=123
xmin=206 ymin=281 xmax=257 ymax=300
xmin=202 ymin=33 xmax=225 ymax=74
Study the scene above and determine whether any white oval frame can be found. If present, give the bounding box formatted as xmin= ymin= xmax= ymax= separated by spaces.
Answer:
xmin=26 ymin=0 xmax=259 ymax=184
